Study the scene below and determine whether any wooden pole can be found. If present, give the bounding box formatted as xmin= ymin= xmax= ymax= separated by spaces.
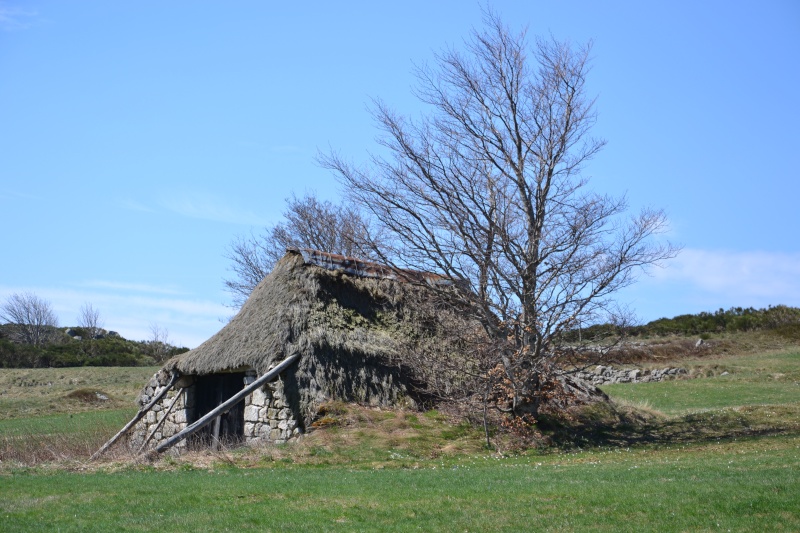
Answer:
xmin=90 ymin=370 xmax=179 ymax=461
xmin=211 ymin=386 xmax=223 ymax=451
xmin=137 ymin=387 xmax=184 ymax=454
xmin=154 ymin=352 xmax=300 ymax=454
xmin=211 ymin=415 xmax=222 ymax=451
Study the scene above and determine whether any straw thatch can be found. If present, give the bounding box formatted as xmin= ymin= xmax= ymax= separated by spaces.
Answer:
xmin=157 ymin=248 xmax=475 ymax=428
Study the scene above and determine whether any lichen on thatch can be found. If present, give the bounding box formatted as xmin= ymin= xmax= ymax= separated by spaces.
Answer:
xmin=161 ymin=249 xmax=476 ymax=427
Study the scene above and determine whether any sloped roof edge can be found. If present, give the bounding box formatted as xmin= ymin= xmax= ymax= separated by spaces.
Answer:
xmin=287 ymin=247 xmax=459 ymax=287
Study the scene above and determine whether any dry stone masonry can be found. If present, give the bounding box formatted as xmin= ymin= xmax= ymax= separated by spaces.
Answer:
xmin=130 ymin=371 xmax=191 ymax=452
xmin=130 ymin=368 xmax=304 ymax=452
xmin=243 ymin=372 xmax=302 ymax=444
xmin=574 ymin=365 xmax=688 ymax=386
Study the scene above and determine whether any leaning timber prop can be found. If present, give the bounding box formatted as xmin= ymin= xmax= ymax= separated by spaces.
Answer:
xmin=136 ymin=387 xmax=185 ymax=454
xmin=90 ymin=370 xmax=179 ymax=461
xmin=154 ymin=352 xmax=300 ymax=454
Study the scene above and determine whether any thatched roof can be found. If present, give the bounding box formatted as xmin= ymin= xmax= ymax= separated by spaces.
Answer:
xmin=147 ymin=249 xmax=608 ymax=434
xmin=160 ymin=248 xmax=482 ymax=422
xmin=165 ymin=248 xmax=449 ymax=377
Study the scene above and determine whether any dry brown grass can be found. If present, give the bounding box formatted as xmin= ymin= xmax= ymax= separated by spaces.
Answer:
xmin=1 ymin=411 xmax=134 ymax=467
xmin=606 ymin=329 xmax=800 ymax=365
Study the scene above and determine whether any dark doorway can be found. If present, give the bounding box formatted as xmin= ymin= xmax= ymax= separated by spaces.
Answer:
xmin=190 ymin=372 xmax=246 ymax=448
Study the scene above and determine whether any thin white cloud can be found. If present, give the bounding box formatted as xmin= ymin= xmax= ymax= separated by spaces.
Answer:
xmin=0 ymin=282 xmax=227 ymax=348
xmin=119 ymin=199 xmax=154 ymax=213
xmin=78 ymin=280 xmax=185 ymax=296
xmin=0 ymin=189 xmax=43 ymax=201
xmin=586 ymin=247 xmax=800 ymax=323
xmin=652 ymin=248 xmax=800 ymax=301
xmin=158 ymin=192 xmax=267 ymax=226
xmin=0 ymin=3 xmax=38 ymax=31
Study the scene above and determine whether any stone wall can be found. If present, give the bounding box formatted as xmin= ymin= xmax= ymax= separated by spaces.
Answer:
xmin=243 ymin=374 xmax=302 ymax=445
xmin=130 ymin=372 xmax=193 ymax=452
xmin=574 ymin=365 xmax=688 ymax=386
xmin=131 ymin=369 xmax=304 ymax=452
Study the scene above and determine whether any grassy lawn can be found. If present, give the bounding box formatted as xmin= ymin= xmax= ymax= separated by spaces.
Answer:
xmin=2 ymin=435 xmax=799 ymax=532
xmin=603 ymin=350 xmax=800 ymax=414
xmin=0 ymin=408 xmax=136 ymax=437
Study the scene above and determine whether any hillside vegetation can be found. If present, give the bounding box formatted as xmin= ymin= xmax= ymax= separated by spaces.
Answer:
xmin=0 ymin=325 xmax=188 ymax=368
xmin=564 ymin=305 xmax=800 ymax=342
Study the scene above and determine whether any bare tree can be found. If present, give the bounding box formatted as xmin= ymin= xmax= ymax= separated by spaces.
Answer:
xmin=224 ymin=193 xmax=380 ymax=307
xmin=320 ymin=11 xmax=678 ymax=415
xmin=147 ymin=322 xmax=171 ymax=363
xmin=0 ymin=292 xmax=60 ymax=347
xmin=77 ymin=302 xmax=104 ymax=339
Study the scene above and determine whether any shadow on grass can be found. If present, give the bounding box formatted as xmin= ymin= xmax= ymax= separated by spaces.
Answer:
xmin=537 ymin=401 xmax=800 ymax=449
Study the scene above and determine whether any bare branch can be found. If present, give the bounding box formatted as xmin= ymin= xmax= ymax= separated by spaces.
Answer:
xmin=0 ymin=292 xmax=59 ymax=347
xmin=223 ymin=193 xmax=382 ymax=308
xmin=77 ymin=302 xmax=104 ymax=340
xmin=320 ymin=11 xmax=679 ymax=414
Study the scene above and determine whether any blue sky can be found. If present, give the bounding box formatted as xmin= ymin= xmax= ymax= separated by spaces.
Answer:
xmin=1 ymin=1 xmax=798 ymax=348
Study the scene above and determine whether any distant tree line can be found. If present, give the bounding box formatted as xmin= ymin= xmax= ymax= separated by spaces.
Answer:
xmin=0 ymin=292 xmax=188 ymax=368
xmin=560 ymin=305 xmax=800 ymax=342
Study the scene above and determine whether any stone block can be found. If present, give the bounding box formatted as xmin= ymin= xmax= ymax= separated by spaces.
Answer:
xmin=250 ymin=387 xmax=268 ymax=406
xmin=146 ymin=411 xmax=157 ymax=424
xmin=270 ymin=428 xmax=282 ymax=441
xmin=244 ymin=405 xmax=260 ymax=422
xmin=244 ymin=422 xmax=256 ymax=437
xmin=184 ymin=392 xmax=195 ymax=409
xmin=171 ymin=410 xmax=187 ymax=424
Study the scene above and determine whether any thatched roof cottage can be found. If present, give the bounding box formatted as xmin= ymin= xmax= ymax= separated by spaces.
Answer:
xmin=124 ymin=248 xmax=464 ymax=454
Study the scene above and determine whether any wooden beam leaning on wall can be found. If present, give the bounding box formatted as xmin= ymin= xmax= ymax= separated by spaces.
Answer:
xmin=90 ymin=370 xmax=179 ymax=461
xmin=137 ymin=387 xmax=185 ymax=454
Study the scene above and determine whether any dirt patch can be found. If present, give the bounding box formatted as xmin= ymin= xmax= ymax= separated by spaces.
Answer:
xmin=64 ymin=389 xmax=111 ymax=404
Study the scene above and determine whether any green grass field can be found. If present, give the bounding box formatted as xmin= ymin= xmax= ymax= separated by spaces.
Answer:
xmin=2 ymin=435 xmax=798 ymax=531
xmin=1 ymin=350 xmax=799 ymax=530
xmin=603 ymin=350 xmax=800 ymax=414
